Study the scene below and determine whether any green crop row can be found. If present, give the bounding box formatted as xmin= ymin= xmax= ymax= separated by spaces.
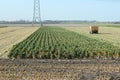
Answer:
xmin=9 ymin=27 xmax=120 ymax=59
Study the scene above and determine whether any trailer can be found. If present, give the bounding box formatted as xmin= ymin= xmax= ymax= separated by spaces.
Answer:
xmin=90 ymin=26 xmax=99 ymax=34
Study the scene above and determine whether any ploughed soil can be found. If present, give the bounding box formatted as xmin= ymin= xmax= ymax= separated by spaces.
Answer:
xmin=0 ymin=59 xmax=120 ymax=80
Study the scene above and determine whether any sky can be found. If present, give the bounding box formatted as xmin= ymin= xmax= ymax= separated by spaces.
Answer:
xmin=0 ymin=0 xmax=120 ymax=21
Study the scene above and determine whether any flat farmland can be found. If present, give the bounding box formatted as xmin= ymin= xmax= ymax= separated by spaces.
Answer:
xmin=0 ymin=27 xmax=39 ymax=58
xmin=0 ymin=59 xmax=120 ymax=80
xmin=0 ymin=24 xmax=120 ymax=80
xmin=63 ymin=25 xmax=120 ymax=48
xmin=9 ymin=27 xmax=120 ymax=59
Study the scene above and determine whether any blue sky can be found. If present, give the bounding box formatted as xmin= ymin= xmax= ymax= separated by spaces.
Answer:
xmin=0 ymin=0 xmax=120 ymax=21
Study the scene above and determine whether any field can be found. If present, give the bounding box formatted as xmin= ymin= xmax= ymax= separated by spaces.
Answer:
xmin=64 ymin=25 xmax=120 ymax=48
xmin=9 ymin=26 xmax=120 ymax=59
xmin=0 ymin=27 xmax=39 ymax=58
xmin=0 ymin=24 xmax=120 ymax=80
xmin=0 ymin=59 xmax=120 ymax=80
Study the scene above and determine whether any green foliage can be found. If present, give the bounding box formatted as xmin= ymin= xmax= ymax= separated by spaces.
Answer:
xmin=9 ymin=27 xmax=120 ymax=59
xmin=101 ymin=24 xmax=120 ymax=28
xmin=0 ymin=26 xmax=8 ymax=28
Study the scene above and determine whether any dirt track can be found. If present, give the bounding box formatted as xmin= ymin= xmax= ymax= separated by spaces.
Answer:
xmin=0 ymin=27 xmax=39 ymax=58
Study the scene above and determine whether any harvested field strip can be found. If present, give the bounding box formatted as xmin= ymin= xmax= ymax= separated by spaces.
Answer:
xmin=0 ymin=27 xmax=39 ymax=58
xmin=0 ymin=27 xmax=24 ymax=35
xmin=0 ymin=27 xmax=25 ymax=41
xmin=0 ymin=27 xmax=21 ymax=34
xmin=9 ymin=27 xmax=120 ymax=59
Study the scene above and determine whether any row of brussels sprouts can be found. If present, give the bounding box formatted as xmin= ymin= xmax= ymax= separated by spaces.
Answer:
xmin=9 ymin=27 xmax=120 ymax=59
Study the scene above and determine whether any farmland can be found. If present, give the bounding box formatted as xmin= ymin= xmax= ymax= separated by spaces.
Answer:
xmin=0 ymin=24 xmax=120 ymax=80
xmin=64 ymin=25 xmax=120 ymax=48
xmin=0 ymin=59 xmax=120 ymax=80
xmin=0 ymin=27 xmax=39 ymax=58
xmin=9 ymin=26 xmax=120 ymax=59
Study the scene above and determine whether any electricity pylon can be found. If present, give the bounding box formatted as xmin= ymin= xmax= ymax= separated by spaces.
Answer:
xmin=32 ymin=0 xmax=43 ymax=27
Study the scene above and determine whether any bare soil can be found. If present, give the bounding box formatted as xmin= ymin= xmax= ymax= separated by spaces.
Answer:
xmin=0 ymin=59 xmax=120 ymax=80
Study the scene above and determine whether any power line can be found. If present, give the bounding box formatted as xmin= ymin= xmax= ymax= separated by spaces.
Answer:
xmin=32 ymin=0 xmax=43 ymax=27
